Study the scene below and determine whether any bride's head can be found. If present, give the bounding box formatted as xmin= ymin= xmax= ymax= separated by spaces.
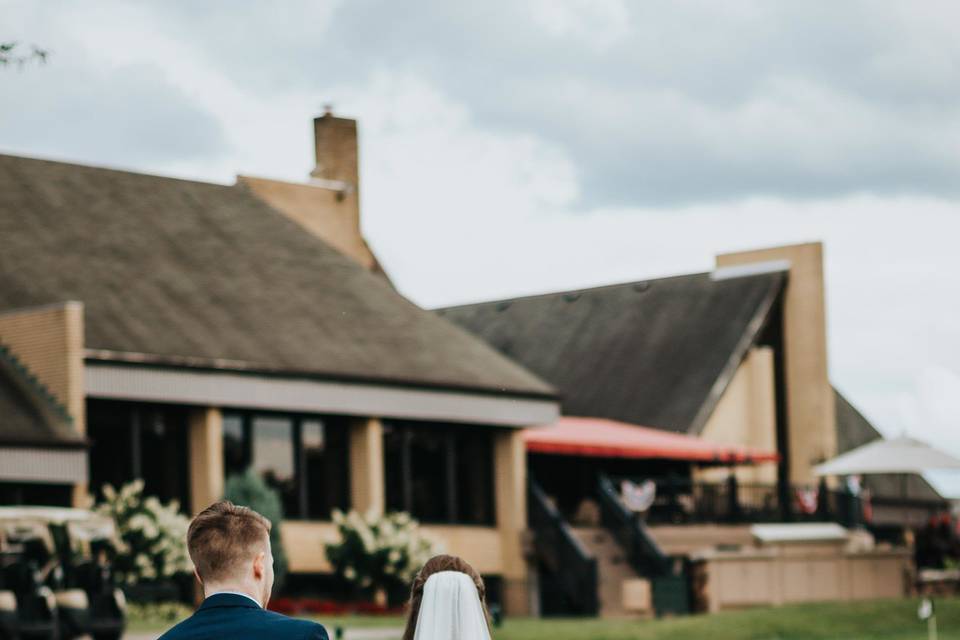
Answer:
xmin=402 ymin=555 xmax=489 ymax=640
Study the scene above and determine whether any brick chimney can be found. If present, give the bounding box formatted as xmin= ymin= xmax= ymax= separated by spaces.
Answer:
xmin=238 ymin=110 xmax=391 ymax=280
xmin=311 ymin=106 xmax=359 ymax=191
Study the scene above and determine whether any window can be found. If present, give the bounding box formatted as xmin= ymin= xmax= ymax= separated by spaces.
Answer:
xmin=303 ymin=419 xmax=350 ymax=520
xmin=223 ymin=413 xmax=248 ymax=477
xmin=383 ymin=421 xmax=495 ymax=525
xmin=252 ymin=415 xmax=297 ymax=517
xmin=87 ymin=400 xmax=191 ymax=511
xmin=222 ymin=412 xmax=350 ymax=520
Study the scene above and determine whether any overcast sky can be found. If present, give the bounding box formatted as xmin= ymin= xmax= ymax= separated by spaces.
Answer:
xmin=4 ymin=1 xmax=960 ymax=496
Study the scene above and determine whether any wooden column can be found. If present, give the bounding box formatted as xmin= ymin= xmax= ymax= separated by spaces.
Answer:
xmin=494 ymin=428 xmax=530 ymax=616
xmin=189 ymin=407 xmax=223 ymax=515
xmin=349 ymin=417 xmax=384 ymax=516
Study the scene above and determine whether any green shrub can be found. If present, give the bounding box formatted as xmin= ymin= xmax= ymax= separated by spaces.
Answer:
xmin=223 ymin=471 xmax=288 ymax=590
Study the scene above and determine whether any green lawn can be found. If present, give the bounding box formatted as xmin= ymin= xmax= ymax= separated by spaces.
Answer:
xmin=130 ymin=597 xmax=960 ymax=639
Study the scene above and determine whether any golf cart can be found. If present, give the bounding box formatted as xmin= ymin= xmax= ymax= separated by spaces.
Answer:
xmin=0 ymin=507 xmax=126 ymax=640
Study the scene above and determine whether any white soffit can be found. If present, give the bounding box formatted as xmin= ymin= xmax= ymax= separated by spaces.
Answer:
xmin=85 ymin=364 xmax=558 ymax=427
xmin=0 ymin=447 xmax=87 ymax=484
xmin=711 ymin=259 xmax=792 ymax=281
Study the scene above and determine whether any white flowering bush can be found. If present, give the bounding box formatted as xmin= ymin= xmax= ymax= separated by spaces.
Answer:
xmin=325 ymin=510 xmax=440 ymax=602
xmin=95 ymin=480 xmax=192 ymax=585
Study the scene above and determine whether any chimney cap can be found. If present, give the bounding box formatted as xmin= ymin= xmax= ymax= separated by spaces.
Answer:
xmin=322 ymin=103 xmax=335 ymax=117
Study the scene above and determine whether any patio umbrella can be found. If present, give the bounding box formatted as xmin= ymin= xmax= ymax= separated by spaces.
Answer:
xmin=814 ymin=435 xmax=960 ymax=476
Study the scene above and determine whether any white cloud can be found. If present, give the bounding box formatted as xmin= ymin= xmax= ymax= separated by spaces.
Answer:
xmin=529 ymin=0 xmax=630 ymax=51
xmin=3 ymin=0 xmax=960 ymax=498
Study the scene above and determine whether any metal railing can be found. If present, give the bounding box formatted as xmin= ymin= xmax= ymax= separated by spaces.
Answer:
xmin=597 ymin=474 xmax=670 ymax=577
xmin=613 ymin=476 xmax=878 ymax=527
xmin=528 ymin=479 xmax=599 ymax=616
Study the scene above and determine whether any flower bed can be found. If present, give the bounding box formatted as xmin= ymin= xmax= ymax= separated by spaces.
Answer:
xmin=268 ymin=597 xmax=405 ymax=616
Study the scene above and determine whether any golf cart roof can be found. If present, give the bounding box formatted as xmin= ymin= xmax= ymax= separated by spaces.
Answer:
xmin=0 ymin=506 xmax=108 ymax=525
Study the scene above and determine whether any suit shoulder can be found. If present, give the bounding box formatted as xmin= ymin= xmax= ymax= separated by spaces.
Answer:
xmin=156 ymin=614 xmax=195 ymax=640
xmin=263 ymin=610 xmax=329 ymax=640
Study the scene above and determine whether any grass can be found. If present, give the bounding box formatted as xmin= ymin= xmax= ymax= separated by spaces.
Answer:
xmin=129 ymin=597 xmax=960 ymax=639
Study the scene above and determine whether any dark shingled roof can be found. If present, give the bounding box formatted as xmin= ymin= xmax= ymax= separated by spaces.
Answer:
xmin=834 ymin=388 xmax=944 ymax=502
xmin=0 ymin=344 xmax=83 ymax=447
xmin=437 ymin=271 xmax=784 ymax=432
xmin=0 ymin=154 xmax=553 ymax=398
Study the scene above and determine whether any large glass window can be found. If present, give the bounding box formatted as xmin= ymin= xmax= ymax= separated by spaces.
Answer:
xmin=87 ymin=400 xmax=190 ymax=511
xmin=222 ymin=412 xmax=350 ymax=520
xmin=383 ymin=421 xmax=495 ymax=525
xmin=222 ymin=413 xmax=248 ymax=477
xmin=252 ymin=415 xmax=297 ymax=517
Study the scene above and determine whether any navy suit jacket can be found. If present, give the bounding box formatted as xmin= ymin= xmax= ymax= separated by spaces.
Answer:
xmin=158 ymin=593 xmax=329 ymax=640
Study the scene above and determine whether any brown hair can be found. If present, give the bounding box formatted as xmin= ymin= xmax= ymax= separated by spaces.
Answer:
xmin=402 ymin=555 xmax=489 ymax=640
xmin=187 ymin=501 xmax=272 ymax=583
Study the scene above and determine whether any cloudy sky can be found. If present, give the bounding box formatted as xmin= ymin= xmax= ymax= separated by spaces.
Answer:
xmin=4 ymin=1 xmax=960 ymax=495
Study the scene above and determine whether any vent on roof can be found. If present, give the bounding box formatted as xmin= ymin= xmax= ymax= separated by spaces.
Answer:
xmin=496 ymin=301 xmax=512 ymax=312
xmin=633 ymin=281 xmax=651 ymax=293
xmin=563 ymin=293 xmax=581 ymax=302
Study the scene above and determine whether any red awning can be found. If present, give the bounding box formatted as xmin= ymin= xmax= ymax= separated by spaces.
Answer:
xmin=524 ymin=416 xmax=780 ymax=464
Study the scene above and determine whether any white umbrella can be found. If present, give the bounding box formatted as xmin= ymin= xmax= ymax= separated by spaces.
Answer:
xmin=814 ymin=436 xmax=960 ymax=476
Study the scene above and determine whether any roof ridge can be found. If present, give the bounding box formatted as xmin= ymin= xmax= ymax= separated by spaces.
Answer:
xmin=435 ymin=270 xmax=775 ymax=312
xmin=0 ymin=151 xmax=235 ymax=191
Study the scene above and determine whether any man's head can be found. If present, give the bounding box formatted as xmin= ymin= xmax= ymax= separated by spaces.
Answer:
xmin=187 ymin=501 xmax=275 ymax=606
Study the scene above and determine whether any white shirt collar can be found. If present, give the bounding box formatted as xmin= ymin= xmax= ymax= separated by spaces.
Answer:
xmin=208 ymin=590 xmax=263 ymax=608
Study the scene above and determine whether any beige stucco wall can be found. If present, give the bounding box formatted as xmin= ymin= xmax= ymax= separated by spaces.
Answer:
xmin=0 ymin=302 xmax=87 ymax=504
xmin=0 ymin=301 xmax=85 ymax=435
xmin=281 ymin=521 xmax=503 ymax=575
xmin=238 ymin=175 xmax=378 ymax=272
xmin=697 ymin=544 xmax=909 ymax=612
xmin=695 ymin=346 xmax=778 ymax=485
xmin=717 ymin=243 xmax=837 ymax=485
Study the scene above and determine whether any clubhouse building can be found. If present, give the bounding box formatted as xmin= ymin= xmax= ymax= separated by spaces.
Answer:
xmin=0 ymin=114 xmax=945 ymax=616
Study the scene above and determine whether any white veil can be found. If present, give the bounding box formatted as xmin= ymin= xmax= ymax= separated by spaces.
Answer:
xmin=413 ymin=571 xmax=492 ymax=640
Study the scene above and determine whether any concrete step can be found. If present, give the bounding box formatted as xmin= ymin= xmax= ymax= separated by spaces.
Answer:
xmin=572 ymin=526 xmax=650 ymax=618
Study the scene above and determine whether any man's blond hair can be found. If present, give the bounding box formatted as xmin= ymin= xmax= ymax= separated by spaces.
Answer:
xmin=187 ymin=501 xmax=272 ymax=582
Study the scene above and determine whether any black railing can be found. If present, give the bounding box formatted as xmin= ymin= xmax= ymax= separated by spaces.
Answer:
xmin=528 ymin=479 xmax=599 ymax=616
xmin=611 ymin=476 xmax=876 ymax=527
xmin=597 ymin=474 xmax=670 ymax=577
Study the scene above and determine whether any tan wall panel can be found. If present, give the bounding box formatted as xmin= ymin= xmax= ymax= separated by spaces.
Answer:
xmin=696 ymin=347 xmax=778 ymax=485
xmin=281 ymin=521 xmax=339 ymax=573
xmin=0 ymin=302 xmax=85 ymax=434
xmin=717 ymin=243 xmax=837 ymax=484
xmin=701 ymin=547 xmax=909 ymax=612
xmin=422 ymin=526 xmax=503 ymax=575
xmin=648 ymin=524 xmax=754 ymax=555
xmin=281 ymin=521 xmax=503 ymax=575
xmin=0 ymin=302 xmax=86 ymax=504
xmin=239 ymin=176 xmax=375 ymax=271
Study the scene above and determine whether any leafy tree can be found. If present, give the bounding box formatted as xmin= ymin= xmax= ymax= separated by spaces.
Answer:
xmin=223 ymin=471 xmax=289 ymax=591
xmin=0 ymin=42 xmax=48 ymax=68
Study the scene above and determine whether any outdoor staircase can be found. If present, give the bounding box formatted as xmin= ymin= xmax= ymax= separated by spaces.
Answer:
xmin=571 ymin=527 xmax=646 ymax=618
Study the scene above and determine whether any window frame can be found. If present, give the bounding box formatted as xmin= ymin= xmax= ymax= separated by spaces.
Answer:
xmin=383 ymin=420 xmax=496 ymax=527
xmin=222 ymin=409 xmax=351 ymax=521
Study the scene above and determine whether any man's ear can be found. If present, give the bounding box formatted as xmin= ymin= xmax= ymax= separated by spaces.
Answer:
xmin=193 ymin=568 xmax=203 ymax=586
xmin=253 ymin=551 xmax=265 ymax=580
